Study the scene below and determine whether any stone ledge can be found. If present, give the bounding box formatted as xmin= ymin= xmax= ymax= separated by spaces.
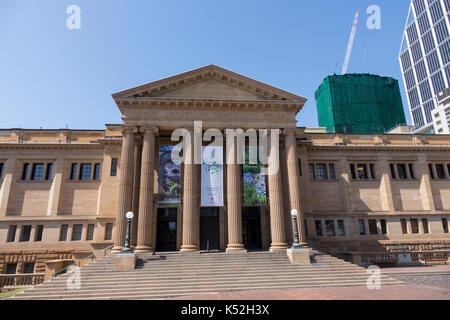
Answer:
xmin=287 ymin=248 xmax=311 ymax=265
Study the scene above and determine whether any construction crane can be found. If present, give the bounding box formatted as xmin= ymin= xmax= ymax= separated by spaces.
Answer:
xmin=342 ymin=10 xmax=359 ymax=75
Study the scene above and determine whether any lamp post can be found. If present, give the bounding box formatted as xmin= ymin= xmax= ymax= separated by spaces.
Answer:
xmin=291 ymin=209 xmax=303 ymax=249
xmin=120 ymin=211 xmax=134 ymax=254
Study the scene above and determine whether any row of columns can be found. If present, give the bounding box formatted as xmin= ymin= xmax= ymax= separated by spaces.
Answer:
xmin=112 ymin=126 xmax=304 ymax=253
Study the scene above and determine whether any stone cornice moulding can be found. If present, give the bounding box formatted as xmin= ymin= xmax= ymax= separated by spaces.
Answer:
xmin=0 ymin=143 xmax=103 ymax=150
xmin=306 ymin=145 xmax=450 ymax=152
xmin=115 ymin=98 xmax=301 ymax=114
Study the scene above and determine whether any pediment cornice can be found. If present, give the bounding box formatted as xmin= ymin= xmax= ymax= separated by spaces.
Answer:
xmin=112 ymin=65 xmax=306 ymax=113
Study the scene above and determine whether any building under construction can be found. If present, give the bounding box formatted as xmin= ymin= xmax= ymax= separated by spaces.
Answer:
xmin=315 ymin=73 xmax=407 ymax=134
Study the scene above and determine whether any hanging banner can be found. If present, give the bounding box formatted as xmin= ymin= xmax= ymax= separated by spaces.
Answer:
xmin=158 ymin=145 xmax=181 ymax=206
xmin=243 ymin=146 xmax=267 ymax=206
xmin=201 ymin=146 xmax=224 ymax=207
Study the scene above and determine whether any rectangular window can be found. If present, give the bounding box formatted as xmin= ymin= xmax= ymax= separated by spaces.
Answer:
xmin=31 ymin=163 xmax=44 ymax=181
xmin=443 ymin=218 xmax=449 ymax=233
xmin=60 ymin=224 xmax=68 ymax=241
xmin=370 ymin=164 xmax=376 ymax=179
xmin=79 ymin=164 xmax=92 ymax=180
xmin=408 ymin=164 xmax=415 ymax=180
xmin=70 ymin=163 xmax=78 ymax=180
xmin=368 ymin=219 xmax=378 ymax=235
xmin=411 ymin=219 xmax=419 ymax=234
xmin=359 ymin=220 xmax=366 ymax=235
xmin=309 ymin=164 xmax=316 ymax=180
xmin=93 ymin=163 xmax=101 ymax=180
xmin=72 ymin=224 xmax=83 ymax=241
xmin=297 ymin=159 xmax=302 ymax=176
xmin=6 ymin=263 xmax=17 ymax=274
xmin=86 ymin=224 xmax=95 ymax=241
xmin=429 ymin=164 xmax=436 ymax=179
xmin=7 ymin=225 xmax=17 ymax=242
xmin=397 ymin=164 xmax=408 ymax=180
xmin=357 ymin=164 xmax=368 ymax=179
xmin=23 ymin=263 xmax=35 ymax=274
xmin=390 ymin=164 xmax=396 ymax=179
xmin=110 ymin=158 xmax=118 ymax=177
xmin=316 ymin=164 xmax=328 ymax=180
xmin=422 ymin=219 xmax=429 ymax=234
xmin=401 ymin=219 xmax=408 ymax=234
xmin=435 ymin=164 xmax=447 ymax=179
xmin=105 ymin=223 xmax=113 ymax=240
xmin=0 ymin=162 xmax=4 ymax=179
xmin=380 ymin=219 xmax=387 ymax=235
xmin=45 ymin=163 xmax=53 ymax=180
xmin=19 ymin=225 xmax=32 ymax=242
xmin=350 ymin=164 xmax=356 ymax=180
xmin=337 ymin=220 xmax=345 ymax=236
xmin=325 ymin=220 xmax=335 ymax=236
xmin=22 ymin=163 xmax=30 ymax=180
xmin=315 ymin=220 xmax=322 ymax=237
xmin=328 ymin=164 xmax=336 ymax=180
xmin=35 ymin=225 xmax=44 ymax=242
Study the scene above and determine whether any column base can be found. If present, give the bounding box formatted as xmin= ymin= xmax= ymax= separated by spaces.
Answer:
xmin=270 ymin=243 xmax=289 ymax=252
xmin=134 ymin=246 xmax=154 ymax=254
xmin=180 ymin=245 xmax=200 ymax=254
xmin=111 ymin=246 xmax=124 ymax=254
xmin=226 ymin=244 xmax=247 ymax=254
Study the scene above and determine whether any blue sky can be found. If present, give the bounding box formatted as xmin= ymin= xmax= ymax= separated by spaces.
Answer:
xmin=0 ymin=0 xmax=411 ymax=129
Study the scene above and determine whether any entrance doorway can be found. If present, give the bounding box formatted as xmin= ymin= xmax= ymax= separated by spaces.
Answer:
xmin=242 ymin=207 xmax=262 ymax=250
xmin=200 ymin=208 xmax=220 ymax=250
xmin=156 ymin=208 xmax=177 ymax=251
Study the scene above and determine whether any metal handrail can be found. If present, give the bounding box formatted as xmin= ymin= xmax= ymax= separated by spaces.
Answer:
xmin=51 ymin=245 xmax=114 ymax=279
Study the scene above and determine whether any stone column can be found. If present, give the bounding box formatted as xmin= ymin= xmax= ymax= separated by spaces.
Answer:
xmin=284 ymin=129 xmax=306 ymax=244
xmin=268 ymin=129 xmax=288 ymax=251
xmin=112 ymin=126 xmax=137 ymax=253
xmin=226 ymin=133 xmax=246 ymax=253
xmin=417 ymin=155 xmax=436 ymax=211
xmin=135 ymin=127 xmax=158 ymax=253
xmin=180 ymin=127 xmax=199 ymax=253
xmin=131 ymin=137 xmax=142 ymax=247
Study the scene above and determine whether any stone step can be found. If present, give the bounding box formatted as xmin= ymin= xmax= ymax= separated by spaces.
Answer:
xmin=12 ymin=279 xmax=403 ymax=300
xmin=9 ymin=250 xmax=397 ymax=300
xmin=36 ymin=274 xmax=398 ymax=292
xmin=73 ymin=266 xmax=365 ymax=277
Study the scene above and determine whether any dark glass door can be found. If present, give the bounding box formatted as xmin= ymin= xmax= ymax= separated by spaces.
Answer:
xmin=200 ymin=208 xmax=220 ymax=250
xmin=156 ymin=208 xmax=177 ymax=251
xmin=242 ymin=207 xmax=262 ymax=250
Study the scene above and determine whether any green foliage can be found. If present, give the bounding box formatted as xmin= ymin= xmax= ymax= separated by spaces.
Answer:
xmin=244 ymin=183 xmax=266 ymax=205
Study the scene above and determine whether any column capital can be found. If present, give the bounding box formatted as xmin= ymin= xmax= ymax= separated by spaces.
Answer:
xmin=139 ymin=126 xmax=159 ymax=135
xmin=282 ymin=128 xmax=298 ymax=136
xmin=121 ymin=126 xmax=139 ymax=134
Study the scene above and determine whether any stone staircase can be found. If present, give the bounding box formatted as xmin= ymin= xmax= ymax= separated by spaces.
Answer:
xmin=10 ymin=250 xmax=403 ymax=300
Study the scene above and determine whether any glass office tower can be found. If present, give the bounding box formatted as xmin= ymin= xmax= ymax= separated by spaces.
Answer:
xmin=399 ymin=0 xmax=450 ymax=132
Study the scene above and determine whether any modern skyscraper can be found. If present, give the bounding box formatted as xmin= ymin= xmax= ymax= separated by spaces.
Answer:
xmin=399 ymin=0 xmax=450 ymax=133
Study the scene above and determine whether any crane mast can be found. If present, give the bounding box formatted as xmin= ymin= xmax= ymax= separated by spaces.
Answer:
xmin=342 ymin=10 xmax=359 ymax=75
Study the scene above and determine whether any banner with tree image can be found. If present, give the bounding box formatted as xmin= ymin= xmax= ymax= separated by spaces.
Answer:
xmin=243 ymin=146 xmax=267 ymax=206
xmin=201 ymin=146 xmax=224 ymax=207
xmin=158 ymin=145 xmax=181 ymax=206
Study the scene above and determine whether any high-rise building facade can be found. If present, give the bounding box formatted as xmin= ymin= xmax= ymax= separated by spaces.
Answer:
xmin=399 ymin=0 xmax=450 ymax=132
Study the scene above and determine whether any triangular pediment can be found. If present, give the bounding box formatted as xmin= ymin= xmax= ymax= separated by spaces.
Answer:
xmin=112 ymin=65 xmax=306 ymax=103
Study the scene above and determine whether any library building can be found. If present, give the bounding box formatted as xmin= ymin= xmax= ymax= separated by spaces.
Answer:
xmin=0 ymin=65 xmax=449 ymax=276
